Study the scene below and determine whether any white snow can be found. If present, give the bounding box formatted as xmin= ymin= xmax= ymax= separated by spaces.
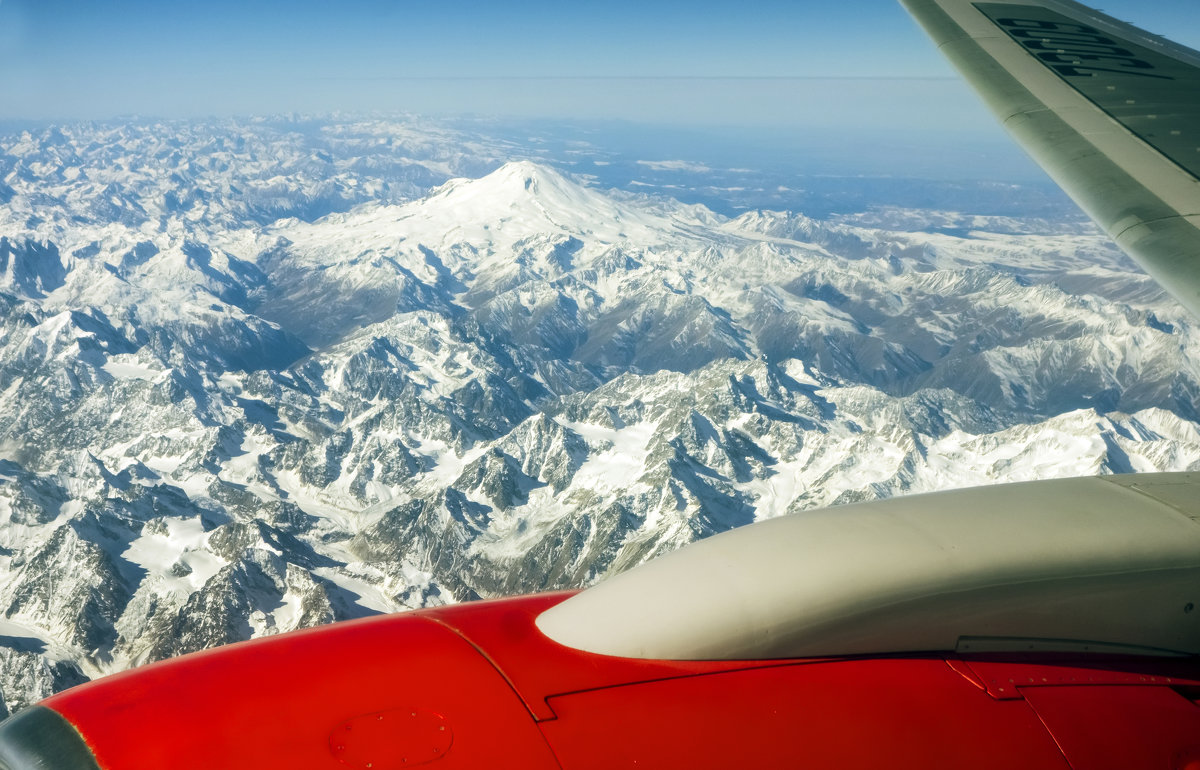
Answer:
xmin=564 ymin=420 xmax=657 ymax=493
xmin=122 ymin=517 xmax=227 ymax=601
xmin=101 ymin=361 xmax=159 ymax=381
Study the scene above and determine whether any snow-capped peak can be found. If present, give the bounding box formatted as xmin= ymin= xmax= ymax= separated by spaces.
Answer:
xmin=403 ymin=160 xmax=708 ymax=247
xmin=266 ymin=160 xmax=724 ymax=298
xmin=1 ymin=117 xmax=1197 ymax=718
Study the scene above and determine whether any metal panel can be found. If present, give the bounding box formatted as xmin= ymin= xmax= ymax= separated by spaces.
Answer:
xmin=329 ymin=709 xmax=453 ymax=769
xmin=43 ymin=614 xmax=561 ymax=770
xmin=1021 ymin=686 xmax=1200 ymax=770
xmin=973 ymin=2 xmax=1200 ymax=179
xmin=538 ymin=659 xmax=1069 ymax=770
xmin=964 ymin=657 xmax=1200 ymax=699
xmin=537 ymin=474 xmax=1200 ymax=660
xmin=425 ymin=593 xmax=787 ymax=721
xmin=900 ymin=0 xmax=1200 ymax=317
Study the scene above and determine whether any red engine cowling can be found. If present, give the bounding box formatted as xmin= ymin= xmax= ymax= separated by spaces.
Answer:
xmin=3 ymin=592 xmax=1198 ymax=770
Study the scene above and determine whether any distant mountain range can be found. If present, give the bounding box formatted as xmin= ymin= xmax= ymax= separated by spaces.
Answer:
xmin=0 ymin=117 xmax=1196 ymax=715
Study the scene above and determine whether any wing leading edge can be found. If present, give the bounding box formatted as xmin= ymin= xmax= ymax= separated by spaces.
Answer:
xmin=900 ymin=0 xmax=1200 ymax=317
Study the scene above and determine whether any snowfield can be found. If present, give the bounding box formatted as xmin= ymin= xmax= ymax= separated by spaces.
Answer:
xmin=0 ymin=116 xmax=1196 ymax=714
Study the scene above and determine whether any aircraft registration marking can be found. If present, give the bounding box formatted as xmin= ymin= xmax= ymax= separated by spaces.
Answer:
xmin=975 ymin=6 xmax=1171 ymax=80
xmin=974 ymin=2 xmax=1200 ymax=182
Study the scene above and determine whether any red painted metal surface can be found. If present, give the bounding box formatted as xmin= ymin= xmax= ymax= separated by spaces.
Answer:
xmin=329 ymin=708 xmax=453 ymax=769
xmin=44 ymin=612 xmax=560 ymax=770
xmin=33 ymin=594 xmax=1200 ymax=770
xmin=537 ymin=658 xmax=1072 ymax=770
xmin=425 ymin=592 xmax=799 ymax=720
xmin=1022 ymin=686 xmax=1200 ymax=770
xmin=963 ymin=657 xmax=1200 ymax=698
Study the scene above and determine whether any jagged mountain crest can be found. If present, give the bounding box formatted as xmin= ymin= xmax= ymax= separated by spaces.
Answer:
xmin=0 ymin=118 xmax=1197 ymax=715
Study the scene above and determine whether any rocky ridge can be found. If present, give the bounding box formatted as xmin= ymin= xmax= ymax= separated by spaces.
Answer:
xmin=0 ymin=118 xmax=1197 ymax=714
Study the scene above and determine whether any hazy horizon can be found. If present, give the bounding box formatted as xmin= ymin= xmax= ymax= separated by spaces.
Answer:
xmin=1 ymin=1 xmax=1196 ymax=187
xmin=2 ymin=0 xmax=1196 ymax=125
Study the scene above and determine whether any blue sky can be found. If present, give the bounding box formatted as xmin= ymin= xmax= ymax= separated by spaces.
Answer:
xmin=0 ymin=0 xmax=1197 ymax=128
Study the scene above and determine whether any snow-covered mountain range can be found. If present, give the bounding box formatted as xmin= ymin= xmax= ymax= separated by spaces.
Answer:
xmin=0 ymin=117 xmax=1197 ymax=715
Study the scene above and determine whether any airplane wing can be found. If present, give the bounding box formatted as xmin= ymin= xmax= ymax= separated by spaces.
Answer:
xmin=899 ymin=0 xmax=1200 ymax=317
